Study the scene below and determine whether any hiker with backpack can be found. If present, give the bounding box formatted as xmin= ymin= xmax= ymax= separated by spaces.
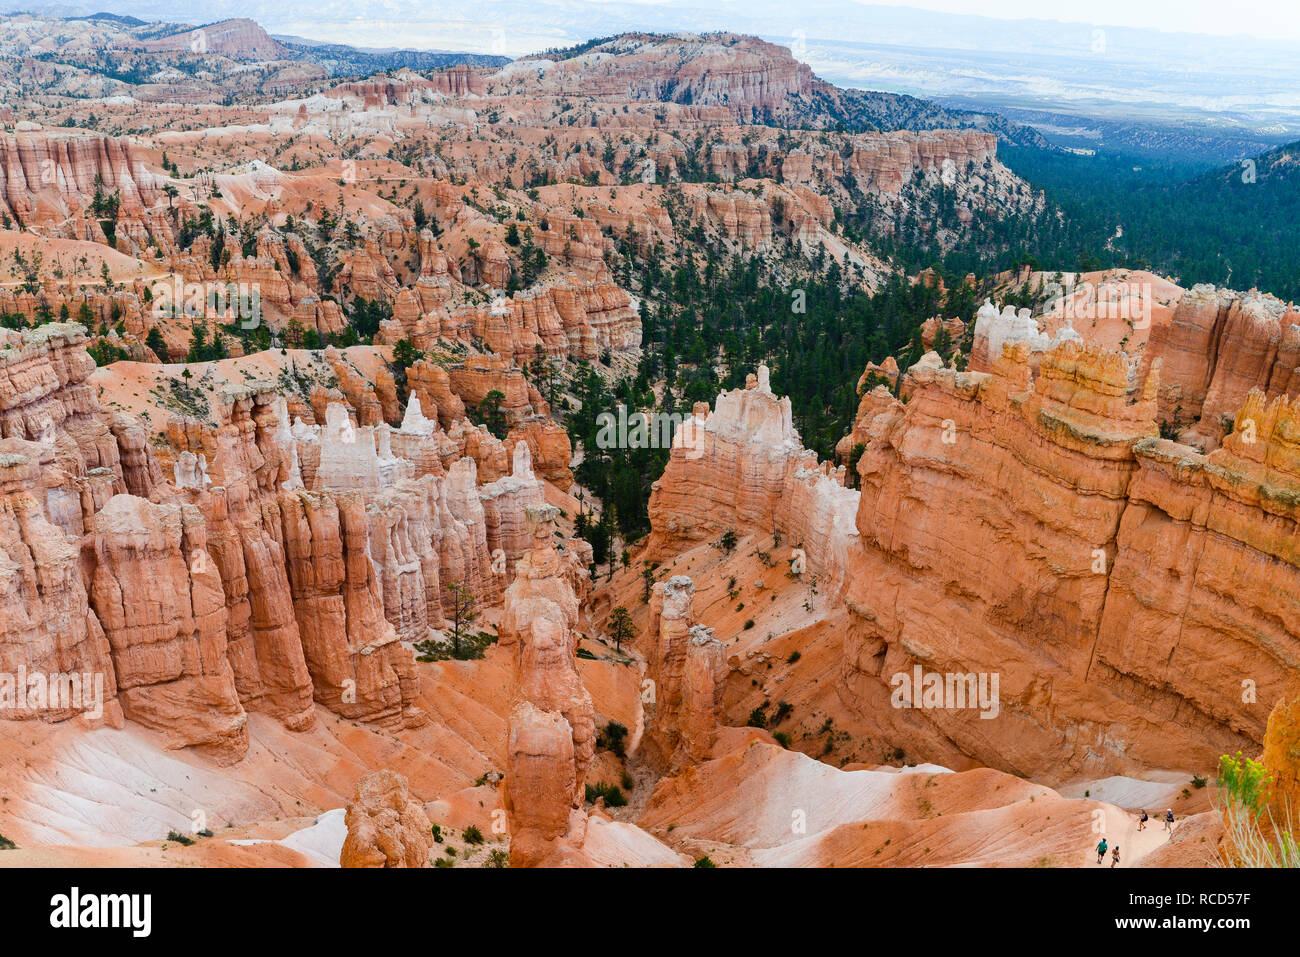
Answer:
xmin=1111 ymin=845 xmax=1121 ymax=868
xmin=1164 ymin=809 xmax=1174 ymax=833
xmin=1096 ymin=837 xmax=1108 ymax=864
xmin=1138 ymin=810 xmax=1148 ymax=831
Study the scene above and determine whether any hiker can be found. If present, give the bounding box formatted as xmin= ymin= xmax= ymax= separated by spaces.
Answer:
xmin=1111 ymin=845 xmax=1121 ymax=868
xmin=1138 ymin=810 xmax=1148 ymax=831
xmin=1164 ymin=809 xmax=1174 ymax=833
xmin=1096 ymin=837 xmax=1108 ymax=864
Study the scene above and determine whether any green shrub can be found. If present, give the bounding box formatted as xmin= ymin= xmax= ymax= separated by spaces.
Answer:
xmin=693 ymin=856 xmax=717 ymax=868
xmin=584 ymin=781 xmax=628 ymax=807
xmin=597 ymin=721 xmax=628 ymax=758
xmin=1218 ymin=752 xmax=1273 ymax=818
xmin=463 ymin=825 xmax=485 ymax=845
xmin=1215 ymin=752 xmax=1299 ymax=867
xmin=414 ymin=628 xmax=497 ymax=662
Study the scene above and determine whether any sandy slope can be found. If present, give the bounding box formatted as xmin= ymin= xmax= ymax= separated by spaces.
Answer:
xmin=636 ymin=728 xmax=1209 ymax=868
xmin=0 ymin=641 xmax=645 ymax=865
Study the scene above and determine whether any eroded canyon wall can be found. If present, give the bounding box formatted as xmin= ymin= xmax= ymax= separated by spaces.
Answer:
xmin=649 ymin=349 xmax=1300 ymax=781
xmin=1143 ymin=284 xmax=1300 ymax=450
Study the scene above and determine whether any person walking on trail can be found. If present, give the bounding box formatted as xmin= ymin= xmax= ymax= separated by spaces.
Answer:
xmin=1164 ymin=809 xmax=1174 ymax=834
xmin=1096 ymin=837 xmax=1108 ymax=864
xmin=1111 ymin=845 xmax=1121 ymax=868
xmin=1138 ymin=810 xmax=1148 ymax=831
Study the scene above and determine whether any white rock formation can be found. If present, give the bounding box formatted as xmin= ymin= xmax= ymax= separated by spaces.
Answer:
xmin=971 ymin=299 xmax=1051 ymax=369
xmin=479 ymin=441 xmax=546 ymax=584
xmin=174 ymin=451 xmax=211 ymax=490
xmin=399 ymin=395 xmax=437 ymax=436
xmin=316 ymin=402 xmax=415 ymax=491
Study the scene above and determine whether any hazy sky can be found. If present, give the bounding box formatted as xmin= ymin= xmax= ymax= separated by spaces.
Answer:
xmin=860 ymin=0 xmax=1300 ymax=40
xmin=18 ymin=0 xmax=1300 ymax=50
xmin=25 ymin=0 xmax=1300 ymax=43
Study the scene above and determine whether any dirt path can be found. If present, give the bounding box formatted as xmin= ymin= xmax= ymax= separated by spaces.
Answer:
xmin=1079 ymin=805 xmax=1176 ymax=868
